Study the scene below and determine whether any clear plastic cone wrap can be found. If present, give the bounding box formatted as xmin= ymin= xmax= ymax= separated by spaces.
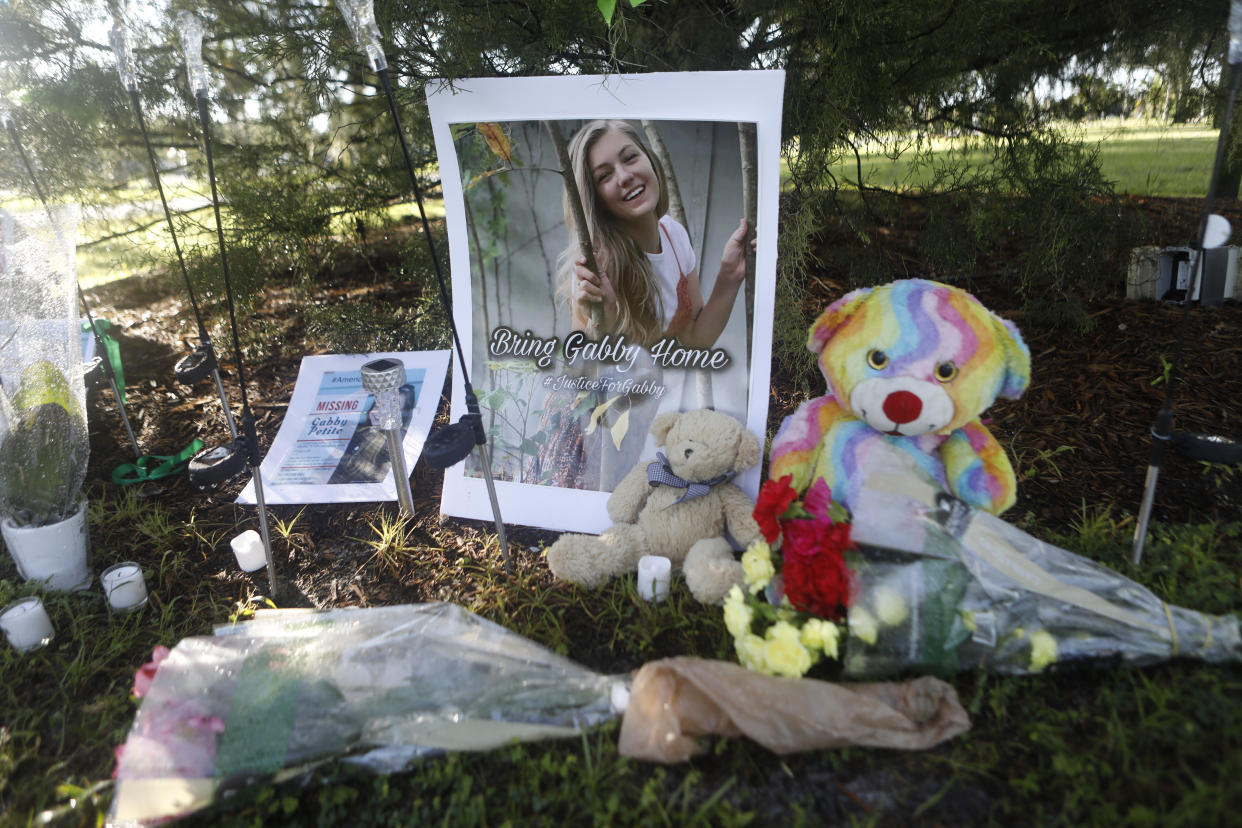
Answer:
xmin=0 ymin=206 xmax=89 ymax=527
xmin=110 ymin=603 xmax=621 ymax=826
xmin=844 ymin=452 xmax=1242 ymax=679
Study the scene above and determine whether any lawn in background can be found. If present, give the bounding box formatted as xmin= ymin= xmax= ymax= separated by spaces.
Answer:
xmin=829 ymin=120 xmax=1218 ymax=198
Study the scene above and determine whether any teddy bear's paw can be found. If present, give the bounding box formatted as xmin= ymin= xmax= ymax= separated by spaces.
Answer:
xmin=545 ymin=536 xmax=610 ymax=588
xmin=683 ymin=538 xmax=745 ymax=605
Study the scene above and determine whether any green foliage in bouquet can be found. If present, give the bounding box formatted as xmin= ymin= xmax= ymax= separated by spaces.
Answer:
xmin=0 ymin=370 xmax=88 ymax=527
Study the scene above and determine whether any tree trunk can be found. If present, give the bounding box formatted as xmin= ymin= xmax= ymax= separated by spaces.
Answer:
xmin=544 ymin=119 xmax=615 ymax=485
xmin=641 ymin=120 xmax=687 ymax=228
xmin=642 ymin=120 xmax=711 ymax=409
xmin=738 ymin=122 xmax=758 ymax=366
xmin=544 ymin=119 xmax=602 ymax=334
xmin=1216 ymin=70 xmax=1242 ymax=201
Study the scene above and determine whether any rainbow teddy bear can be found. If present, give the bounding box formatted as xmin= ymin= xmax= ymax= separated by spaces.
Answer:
xmin=770 ymin=278 xmax=1031 ymax=515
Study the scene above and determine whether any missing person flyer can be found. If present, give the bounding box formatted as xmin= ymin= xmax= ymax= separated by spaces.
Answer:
xmin=237 ymin=351 xmax=450 ymax=505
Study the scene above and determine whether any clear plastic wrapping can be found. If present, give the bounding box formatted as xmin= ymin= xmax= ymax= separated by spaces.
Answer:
xmin=176 ymin=11 xmax=209 ymax=96
xmin=336 ymin=0 xmax=387 ymax=71
xmin=109 ymin=24 xmax=137 ymax=92
xmin=845 ymin=456 xmax=1241 ymax=678
xmin=0 ymin=206 xmax=89 ymax=527
xmin=110 ymin=603 xmax=621 ymax=826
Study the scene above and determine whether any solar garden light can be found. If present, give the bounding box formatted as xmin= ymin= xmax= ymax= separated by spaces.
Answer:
xmin=360 ymin=358 xmax=416 ymax=516
xmin=177 ymin=11 xmax=278 ymax=594
xmin=0 ymin=103 xmax=143 ymax=460
xmin=1132 ymin=0 xmax=1242 ymax=565
xmin=336 ymin=0 xmax=510 ymax=571
xmin=109 ymin=17 xmax=238 ymax=444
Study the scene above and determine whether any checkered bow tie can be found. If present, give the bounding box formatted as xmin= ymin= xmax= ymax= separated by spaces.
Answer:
xmin=646 ymin=452 xmax=735 ymax=507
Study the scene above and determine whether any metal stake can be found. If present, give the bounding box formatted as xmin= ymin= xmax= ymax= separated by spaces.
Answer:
xmin=374 ymin=66 xmax=510 ymax=570
xmin=1132 ymin=41 xmax=1242 ymax=565
xmin=125 ymin=84 xmax=237 ymax=440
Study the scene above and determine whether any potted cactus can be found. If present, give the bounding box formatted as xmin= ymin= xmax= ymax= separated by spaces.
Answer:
xmin=0 ymin=361 xmax=90 ymax=591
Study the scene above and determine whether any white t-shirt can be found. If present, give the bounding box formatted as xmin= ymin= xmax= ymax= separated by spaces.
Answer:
xmin=646 ymin=215 xmax=696 ymax=329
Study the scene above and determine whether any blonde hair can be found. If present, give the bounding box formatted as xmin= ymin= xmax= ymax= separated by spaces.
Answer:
xmin=558 ymin=119 xmax=670 ymax=346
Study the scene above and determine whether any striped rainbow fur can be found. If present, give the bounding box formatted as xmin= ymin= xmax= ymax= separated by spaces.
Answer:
xmin=770 ymin=279 xmax=1030 ymax=515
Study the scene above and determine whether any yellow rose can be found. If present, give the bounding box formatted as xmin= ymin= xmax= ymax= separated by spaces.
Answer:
xmin=1029 ymin=629 xmax=1058 ymax=672
xmin=735 ymin=633 xmax=767 ymax=673
xmin=873 ymin=586 xmax=910 ymax=627
xmin=763 ymin=621 xmax=813 ymax=677
xmin=723 ymin=586 xmax=753 ymax=638
xmin=849 ymin=606 xmax=878 ymax=645
xmin=800 ymin=618 xmax=841 ymax=660
xmin=741 ymin=540 xmax=775 ymax=594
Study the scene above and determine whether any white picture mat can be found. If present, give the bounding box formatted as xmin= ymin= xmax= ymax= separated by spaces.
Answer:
xmin=236 ymin=351 xmax=450 ymax=505
xmin=428 ymin=71 xmax=785 ymax=533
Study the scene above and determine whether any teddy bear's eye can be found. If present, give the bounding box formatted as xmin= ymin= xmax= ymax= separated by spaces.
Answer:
xmin=935 ymin=361 xmax=958 ymax=382
xmin=866 ymin=350 xmax=889 ymax=370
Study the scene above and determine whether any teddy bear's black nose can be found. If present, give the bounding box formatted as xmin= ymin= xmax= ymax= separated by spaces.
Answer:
xmin=684 ymin=448 xmax=694 ymax=459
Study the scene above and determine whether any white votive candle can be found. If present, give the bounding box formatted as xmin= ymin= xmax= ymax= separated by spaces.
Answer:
xmin=637 ymin=555 xmax=671 ymax=602
xmin=0 ymin=596 xmax=55 ymax=653
xmin=101 ymin=562 xmax=148 ymax=612
xmin=230 ymin=530 xmax=267 ymax=572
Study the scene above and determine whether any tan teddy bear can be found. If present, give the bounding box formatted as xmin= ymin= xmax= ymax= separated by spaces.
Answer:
xmin=545 ymin=408 xmax=761 ymax=605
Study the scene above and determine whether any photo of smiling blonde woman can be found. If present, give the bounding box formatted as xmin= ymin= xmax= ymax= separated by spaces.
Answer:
xmin=560 ymin=120 xmax=752 ymax=350
xmin=526 ymin=119 xmax=754 ymax=490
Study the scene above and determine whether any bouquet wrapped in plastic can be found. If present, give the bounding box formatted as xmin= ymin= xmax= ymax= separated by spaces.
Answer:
xmin=110 ymin=603 xmax=621 ymax=826
xmin=728 ymin=451 xmax=1241 ymax=680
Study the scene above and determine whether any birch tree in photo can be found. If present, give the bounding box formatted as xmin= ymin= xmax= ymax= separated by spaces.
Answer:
xmin=738 ymin=121 xmax=757 ymax=367
xmin=641 ymin=119 xmax=713 ymax=410
xmin=544 ymin=119 xmax=603 ymax=334
xmin=641 ymin=120 xmax=687 ymax=228
xmin=543 ymin=118 xmax=615 ymax=486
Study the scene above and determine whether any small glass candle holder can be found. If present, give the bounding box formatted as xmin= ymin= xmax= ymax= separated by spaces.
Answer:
xmin=100 ymin=562 xmax=149 ymax=613
xmin=230 ymin=530 xmax=267 ymax=572
xmin=0 ymin=596 xmax=55 ymax=653
xmin=637 ymin=555 xmax=671 ymax=602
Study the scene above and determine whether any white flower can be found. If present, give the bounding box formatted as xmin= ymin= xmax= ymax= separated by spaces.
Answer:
xmin=1029 ymin=629 xmax=1059 ymax=672
xmin=873 ymin=586 xmax=909 ymax=626
xmin=849 ymin=606 xmax=878 ymax=645
xmin=723 ymin=586 xmax=753 ymax=638
xmin=741 ymin=540 xmax=775 ymax=594
xmin=763 ymin=621 xmax=813 ymax=677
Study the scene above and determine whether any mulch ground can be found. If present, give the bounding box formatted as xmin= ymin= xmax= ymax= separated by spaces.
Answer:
xmin=78 ymin=194 xmax=1242 ymax=623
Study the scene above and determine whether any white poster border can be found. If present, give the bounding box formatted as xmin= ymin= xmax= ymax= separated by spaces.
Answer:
xmin=428 ymin=71 xmax=785 ymax=533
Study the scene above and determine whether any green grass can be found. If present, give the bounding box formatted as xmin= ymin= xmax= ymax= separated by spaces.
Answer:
xmin=3 ymin=484 xmax=1240 ymax=826
xmin=830 ymin=120 xmax=1218 ymax=198
xmin=75 ymin=192 xmax=444 ymax=290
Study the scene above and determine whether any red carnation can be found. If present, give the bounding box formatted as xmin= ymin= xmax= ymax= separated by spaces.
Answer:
xmin=754 ymin=475 xmax=798 ymax=543
xmin=780 ymin=517 xmax=854 ymax=620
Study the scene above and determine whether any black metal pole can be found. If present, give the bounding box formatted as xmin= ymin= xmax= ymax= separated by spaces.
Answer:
xmin=374 ymin=66 xmax=510 ymax=572
xmin=1132 ymin=59 xmax=1242 ymax=565
xmin=126 ymin=88 xmax=237 ymax=439
xmin=194 ymin=92 xmax=277 ymax=594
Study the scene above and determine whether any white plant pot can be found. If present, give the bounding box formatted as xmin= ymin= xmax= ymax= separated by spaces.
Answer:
xmin=2 ymin=500 xmax=91 ymax=591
